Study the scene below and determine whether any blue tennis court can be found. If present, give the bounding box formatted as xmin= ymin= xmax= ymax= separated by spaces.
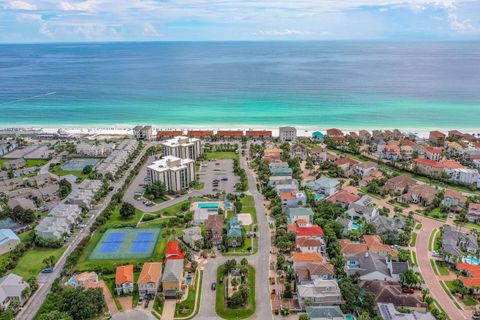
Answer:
xmin=89 ymin=228 xmax=161 ymax=260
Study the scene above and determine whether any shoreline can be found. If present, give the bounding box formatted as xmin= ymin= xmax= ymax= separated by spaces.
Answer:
xmin=1 ymin=124 xmax=480 ymax=139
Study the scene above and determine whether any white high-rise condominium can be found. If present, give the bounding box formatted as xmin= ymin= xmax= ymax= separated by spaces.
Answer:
xmin=147 ymin=156 xmax=196 ymax=192
xmin=161 ymin=136 xmax=202 ymax=160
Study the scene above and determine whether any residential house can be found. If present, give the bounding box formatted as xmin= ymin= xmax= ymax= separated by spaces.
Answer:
xmin=445 ymin=141 xmax=465 ymax=156
xmin=270 ymin=167 xmax=293 ymax=177
xmin=7 ymin=197 xmax=36 ymax=211
xmin=429 ymin=130 xmax=446 ymax=146
xmin=291 ymin=144 xmax=309 ymax=161
xmin=348 ymin=195 xmax=379 ymax=222
xmin=371 ymin=215 xmax=406 ymax=234
xmin=290 ymin=223 xmax=326 ymax=254
xmin=344 ymin=251 xmax=408 ymax=281
xmin=183 ymin=227 xmax=203 ymax=249
xmin=339 ymin=235 xmax=398 ymax=259
xmin=359 ymin=280 xmax=427 ymax=310
xmin=205 ymin=214 xmax=224 ymax=245
xmin=425 ymin=146 xmax=442 ymax=161
xmin=327 ymin=190 xmax=360 ymax=208
xmin=0 ymin=273 xmax=29 ymax=308
xmin=311 ymin=147 xmax=327 ymax=163
xmin=293 ymin=252 xmax=324 ymax=266
xmin=400 ymin=145 xmax=414 ymax=160
xmin=286 ymin=207 xmax=314 ymax=225
xmin=353 ymin=161 xmax=377 ymax=177
xmin=162 ymin=259 xmax=184 ymax=298
xmin=280 ymin=191 xmax=307 ymax=207
xmin=334 ymin=157 xmax=358 ymax=171
xmin=115 ymin=265 xmax=134 ymax=295
xmin=138 ymin=262 xmax=163 ymax=299
xmin=26 ymin=173 xmax=52 ymax=187
xmin=76 ymin=142 xmax=115 ymax=157
xmin=164 ymin=241 xmax=185 ymax=262
xmin=442 ymin=225 xmax=478 ymax=263
xmin=306 ymin=176 xmax=340 ymax=197
xmin=467 ymin=203 xmax=480 ymax=223
xmin=68 ymin=272 xmax=99 ymax=289
xmin=0 ymin=229 xmax=20 ymax=255
xmin=38 ymin=184 xmax=59 ymax=201
xmin=3 ymin=159 xmax=25 ymax=170
xmin=295 ymin=262 xmax=336 ymax=284
xmin=263 ymin=147 xmax=282 ymax=163
xmin=397 ymin=184 xmax=437 ymax=206
xmin=442 ymin=189 xmax=467 ymax=212
xmin=312 ymin=131 xmax=324 ymax=140
xmin=326 ymin=128 xmax=344 ymax=137
xmin=377 ymin=303 xmax=435 ymax=320
xmin=273 ymin=179 xmax=299 ymax=194
xmin=227 ymin=217 xmax=244 ymax=247
xmin=413 ymin=158 xmax=447 ymax=177
xmin=359 ymin=130 xmax=371 ymax=144
xmin=382 ymin=175 xmax=417 ymax=195
xmin=447 ymin=168 xmax=480 ymax=186
xmin=297 ymin=279 xmax=342 ymax=309
xmin=306 ymin=306 xmax=346 ymax=320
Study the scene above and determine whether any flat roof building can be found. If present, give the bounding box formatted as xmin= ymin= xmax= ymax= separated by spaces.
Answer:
xmin=147 ymin=156 xmax=195 ymax=193
xmin=161 ymin=136 xmax=202 ymax=160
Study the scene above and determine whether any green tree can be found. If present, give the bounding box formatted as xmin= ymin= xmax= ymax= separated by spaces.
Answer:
xmin=59 ymin=179 xmax=72 ymax=199
xmin=145 ymin=181 xmax=166 ymax=199
xmin=299 ymin=314 xmax=310 ymax=320
xmin=119 ymin=202 xmax=135 ymax=218
xmin=38 ymin=311 xmax=73 ymax=320
xmin=82 ymin=165 xmax=93 ymax=175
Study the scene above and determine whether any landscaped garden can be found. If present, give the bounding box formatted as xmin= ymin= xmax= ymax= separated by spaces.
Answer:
xmin=215 ymin=259 xmax=255 ymax=320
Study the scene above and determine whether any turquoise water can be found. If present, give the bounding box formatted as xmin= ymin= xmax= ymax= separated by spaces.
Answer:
xmin=197 ymin=203 xmax=219 ymax=209
xmin=315 ymin=194 xmax=324 ymax=201
xmin=464 ymin=256 xmax=480 ymax=265
xmin=351 ymin=222 xmax=361 ymax=230
xmin=1 ymin=42 xmax=479 ymax=128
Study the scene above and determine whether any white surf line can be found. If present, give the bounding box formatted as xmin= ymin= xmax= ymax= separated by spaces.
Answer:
xmin=0 ymin=91 xmax=56 ymax=106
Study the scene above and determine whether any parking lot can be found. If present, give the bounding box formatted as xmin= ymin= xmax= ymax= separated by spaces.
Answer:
xmin=198 ymin=159 xmax=239 ymax=194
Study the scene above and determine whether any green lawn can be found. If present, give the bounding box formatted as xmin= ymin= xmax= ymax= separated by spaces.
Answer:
xmin=435 ymin=260 xmax=450 ymax=276
xmin=215 ymin=264 xmax=256 ymax=320
xmin=204 ymin=152 xmax=239 ymax=161
xmin=464 ymin=297 xmax=478 ymax=307
xmin=416 ymin=223 xmax=422 ymax=230
xmin=194 ymin=182 xmax=205 ymax=190
xmin=410 ymin=251 xmax=418 ymax=266
xmin=175 ymin=270 xmax=203 ymax=318
xmin=12 ymin=245 xmax=66 ymax=279
xmin=151 ymin=199 xmax=191 ymax=217
xmin=410 ymin=233 xmax=417 ymax=247
xmin=49 ymin=166 xmax=86 ymax=179
xmin=106 ymin=205 xmax=143 ymax=228
xmin=25 ymin=159 xmax=48 ymax=168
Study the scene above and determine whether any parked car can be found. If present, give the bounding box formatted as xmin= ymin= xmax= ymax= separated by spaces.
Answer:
xmin=221 ymin=177 xmax=228 ymax=181
xmin=211 ymin=282 xmax=216 ymax=290
xmin=41 ymin=267 xmax=53 ymax=273
xmin=402 ymin=287 xmax=414 ymax=294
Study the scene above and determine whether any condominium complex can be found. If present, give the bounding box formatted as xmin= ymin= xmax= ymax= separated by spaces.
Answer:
xmin=161 ymin=136 xmax=202 ymax=160
xmin=279 ymin=126 xmax=297 ymax=142
xmin=147 ymin=156 xmax=195 ymax=192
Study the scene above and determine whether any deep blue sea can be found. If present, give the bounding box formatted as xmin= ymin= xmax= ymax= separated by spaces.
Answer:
xmin=0 ymin=41 xmax=479 ymax=129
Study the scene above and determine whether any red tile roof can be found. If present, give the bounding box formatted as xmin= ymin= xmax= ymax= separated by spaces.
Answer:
xmin=460 ymin=276 xmax=480 ymax=288
xmin=327 ymin=190 xmax=360 ymax=205
xmin=335 ymin=157 xmax=358 ymax=166
xmin=115 ymin=265 xmax=134 ymax=284
xmin=441 ymin=159 xmax=464 ymax=169
xmin=426 ymin=146 xmax=443 ymax=153
xmin=157 ymin=130 xmax=183 ymax=138
xmin=138 ymin=262 xmax=163 ymax=285
xmin=401 ymin=139 xmax=417 ymax=147
xmin=187 ymin=130 xmax=214 ymax=137
xmin=217 ymin=130 xmax=243 ymax=137
xmin=280 ymin=192 xmax=296 ymax=201
xmin=296 ymin=237 xmax=321 ymax=248
xmin=292 ymin=252 xmax=324 ymax=263
xmin=327 ymin=128 xmax=344 ymax=136
xmin=349 ymin=132 xmax=359 ymax=139
xmin=165 ymin=241 xmax=184 ymax=261
xmin=430 ymin=130 xmax=445 ymax=138
xmin=414 ymin=158 xmax=443 ymax=168
xmin=294 ymin=225 xmax=324 ymax=237
xmin=246 ymin=130 xmax=272 ymax=137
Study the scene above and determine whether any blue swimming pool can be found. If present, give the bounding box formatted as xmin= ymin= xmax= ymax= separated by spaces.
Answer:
xmin=464 ymin=256 xmax=480 ymax=265
xmin=351 ymin=222 xmax=361 ymax=230
xmin=315 ymin=194 xmax=324 ymax=201
xmin=345 ymin=315 xmax=356 ymax=320
xmin=186 ymin=272 xmax=193 ymax=285
xmin=197 ymin=203 xmax=219 ymax=209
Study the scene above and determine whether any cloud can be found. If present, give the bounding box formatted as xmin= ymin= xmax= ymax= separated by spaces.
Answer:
xmin=59 ymin=0 xmax=98 ymax=12
xmin=5 ymin=0 xmax=36 ymax=10
xmin=254 ymin=28 xmax=312 ymax=37
xmin=143 ymin=22 xmax=161 ymax=37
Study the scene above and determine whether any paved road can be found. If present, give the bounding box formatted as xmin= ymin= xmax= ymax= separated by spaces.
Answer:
xmin=196 ymin=151 xmax=272 ymax=320
xmin=414 ymin=216 xmax=470 ymax=320
xmin=17 ymin=143 xmax=151 ymax=320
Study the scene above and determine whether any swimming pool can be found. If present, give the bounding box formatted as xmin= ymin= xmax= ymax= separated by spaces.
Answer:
xmin=315 ymin=194 xmax=324 ymax=201
xmin=351 ymin=222 xmax=361 ymax=230
xmin=345 ymin=315 xmax=356 ymax=320
xmin=185 ymin=272 xmax=193 ymax=285
xmin=464 ymin=256 xmax=480 ymax=265
xmin=197 ymin=203 xmax=219 ymax=209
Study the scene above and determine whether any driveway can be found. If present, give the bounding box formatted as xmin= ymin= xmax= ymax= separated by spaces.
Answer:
xmin=162 ymin=300 xmax=177 ymax=320
xmin=112 ymin=309 xmax=155 ymax=320
xmin=99 ymin=280 xmax=118 ymax=315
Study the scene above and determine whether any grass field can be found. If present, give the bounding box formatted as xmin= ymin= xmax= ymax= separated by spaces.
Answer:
xmin=215 ymin=264 xmax=255 ymax=320
xmin=106 ymin=205 xmax=143 ymax=228
xmin=204 ymin=152 xmax=239 ymax=161
xmin=25 ymin=159 xmax=48 ymax=168
xmin=12 ymin=245 xmax=66 ymax=279
xmin=49 ymin=166 xmax=86 ymax=179
xmin=410 ymin=233 xmax=417 ymax=247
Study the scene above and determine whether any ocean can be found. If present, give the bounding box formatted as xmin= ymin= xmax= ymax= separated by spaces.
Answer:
xmin=0 ymin=41 xmax=479 ymax=130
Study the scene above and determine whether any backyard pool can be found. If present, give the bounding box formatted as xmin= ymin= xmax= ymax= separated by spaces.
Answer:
xmin=464 ymin=256 xmax=480 ymax=265
xmin=315 ymin=194 xmax=324 ymax=201
xmin=197 ymin=203 xmax=219 ymax=209
xmin=185 ymin=272 xmax=193 ymax=285
xmin=351 ymin=222 xmax=361 ymax=230
xmin=345 ymin=316 xmax=356 ymax=320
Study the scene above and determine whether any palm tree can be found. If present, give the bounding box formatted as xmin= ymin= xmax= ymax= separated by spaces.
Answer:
xmin=421 ymin=288 xmax=430 ymax=301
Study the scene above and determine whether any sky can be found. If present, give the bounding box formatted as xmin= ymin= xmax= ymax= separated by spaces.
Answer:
xmin=0 ymin=0 xmax=479 ymax=42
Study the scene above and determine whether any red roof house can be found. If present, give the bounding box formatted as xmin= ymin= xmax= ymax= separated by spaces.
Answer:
xmin=165 ymin=241 xmax=184 ymax=261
